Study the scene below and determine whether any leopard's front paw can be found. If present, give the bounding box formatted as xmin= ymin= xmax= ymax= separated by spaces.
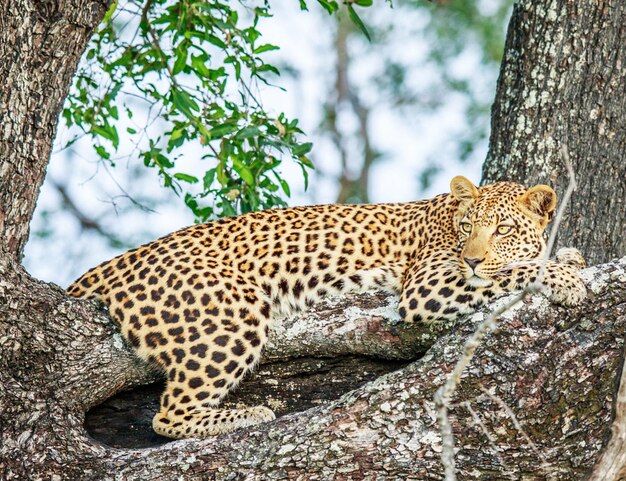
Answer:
xmin=546 ymin=276 xmax=587 ymax=307
xmin=555 ymin=247 xmax=586 ymax=269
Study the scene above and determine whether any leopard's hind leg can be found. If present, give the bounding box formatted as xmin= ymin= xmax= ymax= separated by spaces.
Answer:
xmin=153 ymin=375 xmax=275 ymax=438
xmin=152 ymin=306 xmax=274 ymax=438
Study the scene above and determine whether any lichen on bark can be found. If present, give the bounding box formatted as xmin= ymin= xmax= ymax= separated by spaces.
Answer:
xmin=482 ymin=0 xmax=626 ymax=265
xmin=2 ymin=253 xmax=624 ymax=480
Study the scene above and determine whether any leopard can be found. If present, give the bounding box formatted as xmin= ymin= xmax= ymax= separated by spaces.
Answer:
xmin=67 ymin=176 xmax=587 ymax=439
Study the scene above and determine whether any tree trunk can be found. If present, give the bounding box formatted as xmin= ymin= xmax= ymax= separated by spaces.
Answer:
xmin=2 ymin=0 xmax=626 ymax=479
xmin=0 ymin=0 xmax=111 ymax=261
xmin=481 ymin=0 xmax=626 ymax=266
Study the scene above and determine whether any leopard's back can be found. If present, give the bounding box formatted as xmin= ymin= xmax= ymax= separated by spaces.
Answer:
xmin=67 ymin=201 xmax=434 ymax=438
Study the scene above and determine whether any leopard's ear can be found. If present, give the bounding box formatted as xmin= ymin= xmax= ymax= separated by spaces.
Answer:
xmin=450 ymin=176 xmax=479 ymax=202
xmin=519 ymin=184 xmax=557 ymax=227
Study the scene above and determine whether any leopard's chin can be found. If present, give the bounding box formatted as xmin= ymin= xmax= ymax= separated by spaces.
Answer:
xmin=466 ymin=275 xmax=494 ymax=288
xmin=459 ymin=263 xmax=495 ymax=288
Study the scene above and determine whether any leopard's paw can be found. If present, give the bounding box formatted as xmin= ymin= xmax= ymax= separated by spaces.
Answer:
xmin=555 ymin=247 xmax=586 ymax=269
xmin=250 ymin=405 xmax=276 ymax=423
xmin=547 ymin=276 xmax=587 ymax=307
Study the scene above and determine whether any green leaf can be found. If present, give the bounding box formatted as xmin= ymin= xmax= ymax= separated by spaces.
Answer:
xmin=155 ymin=153 xmax=174 ymax=168
xmin=292 ymin=142 xmax=313 ymax=156
xmin=191 ymin=54 xmax=212 ymax=78
xmin=220 ymin=200 xmax=237 ymax=217
xmin=300 ymin=164 xmax=310 ymax=191
xmin=94 ymin=144 xmax=110 ymax=160
xmin=235 ymin=126 xmax=261 ymax=139
xmin=347 ymin=4 xmax=371 ymax=42
xmin=232 ymin=157 xmax=255 ymax=186
xmin=91 ymin=124 xmax=119 ymax=149
xmin=253 ymin=44 xmax=280 ymax=54
xmin=279 ymin=178 xmax=291 ymax=197
xmin=216 ymin=157 xmax=228 ymax=186
xmin=316 ymin=0 xmax=339 ymax=15
xmin=167 ymin=127 xmax=186 ymax=151
xmin=256 ymin=64 xmax=280 ymax=76
xmin=174 ymin=173 xmax=199 ymax=183
xmin=206 ymin=34 xmax=227 ymax=49
xmin=102 ymin=0 xmax=118 ymax=25
xmin=299 ymin=155 xmax=314 ymax=169
xmin=203 ymin=168 xmax=216 ymax=189
xmin=173 ymin=44 xmax=188 ymax=75
xmin=171 ymin=89 xmax=199 ymax=118
xmin=208 ymin=122 xmax=238 ymax=139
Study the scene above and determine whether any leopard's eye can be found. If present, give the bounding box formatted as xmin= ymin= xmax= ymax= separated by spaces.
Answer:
xmin=460 ymin=222 xmax=472 ymax=234
xmin=495 ymin=225 xmax=514 ymax=236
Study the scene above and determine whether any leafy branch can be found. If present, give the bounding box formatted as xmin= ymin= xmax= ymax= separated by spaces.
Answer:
xmin=62 ymin=0 xmax=319 ymax=221
xmin=60 ymin=0 xmax=378 ymax=222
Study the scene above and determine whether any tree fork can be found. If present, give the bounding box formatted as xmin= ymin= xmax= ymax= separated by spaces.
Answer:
xmin=1 ymin=252 xmax=625 ymax=479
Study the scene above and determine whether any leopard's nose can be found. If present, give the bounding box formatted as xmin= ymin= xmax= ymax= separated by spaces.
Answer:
xmin=464 ymin=257 xmax=484 ymax=270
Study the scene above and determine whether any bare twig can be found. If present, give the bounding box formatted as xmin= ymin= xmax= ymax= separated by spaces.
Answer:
xmin=434 ymin=290 xmax=529 ymax=480
xmin=536 ymin=144 xmax=576 ymax=283
xmin=98 ymin=162 xmax=157 ymax=214
xmin=478 ymin=386 xmax=549 ymax=467
xmin=435 ymin=147 xmax=576 ymax=480
xmin=50 ymin=179 xmax=128 ymax=248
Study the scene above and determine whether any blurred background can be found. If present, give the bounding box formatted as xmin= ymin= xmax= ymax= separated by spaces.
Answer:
xmin=23 ymin=0 xmax=513 ymax=286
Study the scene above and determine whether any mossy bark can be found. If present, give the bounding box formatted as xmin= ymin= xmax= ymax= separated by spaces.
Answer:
xmin=1 ymin=253 xmax=625 ymax=479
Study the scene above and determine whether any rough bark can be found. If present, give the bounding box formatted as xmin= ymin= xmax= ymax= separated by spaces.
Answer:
xmin=0 ymin=0 xmax=111 ymax=260
xmin=588 ymin=344 xmax=626 ymax=481
xmin=482 ymin=0 xmax=626 ymax=266
xmin=85 ymin=356 xmax=409 ymax=449
xmin=1 ymin=251 xmax=625 ymax=479
xmin=2 ymin=0 xmax=626 ymax=479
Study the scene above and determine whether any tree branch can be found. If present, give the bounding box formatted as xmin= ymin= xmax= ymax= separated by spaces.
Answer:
xmin=2 ymin=252 xmax=624 ymax=479
xmin=99 ymin=258 xmax=626 ymax=479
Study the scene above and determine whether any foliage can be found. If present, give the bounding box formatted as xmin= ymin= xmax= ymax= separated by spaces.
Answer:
xmin=62 ymin=0 xmax=370 ymax=220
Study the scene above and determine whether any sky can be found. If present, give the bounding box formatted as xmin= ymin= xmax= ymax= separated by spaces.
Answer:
xmin=22 ymin=1 xmax=504 ymax=287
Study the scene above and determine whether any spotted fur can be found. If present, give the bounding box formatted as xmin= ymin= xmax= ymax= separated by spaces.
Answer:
xmin=67 ymin=176 xmax=586 ymax=438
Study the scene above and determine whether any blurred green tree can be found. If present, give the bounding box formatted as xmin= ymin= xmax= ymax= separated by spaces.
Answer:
xmin=316 ymin=0 xmax=512 ymax=204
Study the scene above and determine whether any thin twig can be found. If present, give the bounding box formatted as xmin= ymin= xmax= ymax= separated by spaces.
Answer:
xmin=478 ymin=386 xmax=549 ymax=466
xmin=434 ymin=290 xmax=529 ymax=480
xmin=99 ymin=161 xmax=157 ymax=214
xmin=536 ymin=144 xmax=576 ymax=283
xmin=435 ymin=147 xmax=576 ymax=480
xmin=462 ymin=401 xmax=514 ymax=478
xmin=50 ymin=179 xmax=128 ymax=248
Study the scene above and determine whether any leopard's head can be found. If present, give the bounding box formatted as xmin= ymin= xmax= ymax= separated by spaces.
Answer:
xmin=450 ymin=176 xmax=556 ymax=287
